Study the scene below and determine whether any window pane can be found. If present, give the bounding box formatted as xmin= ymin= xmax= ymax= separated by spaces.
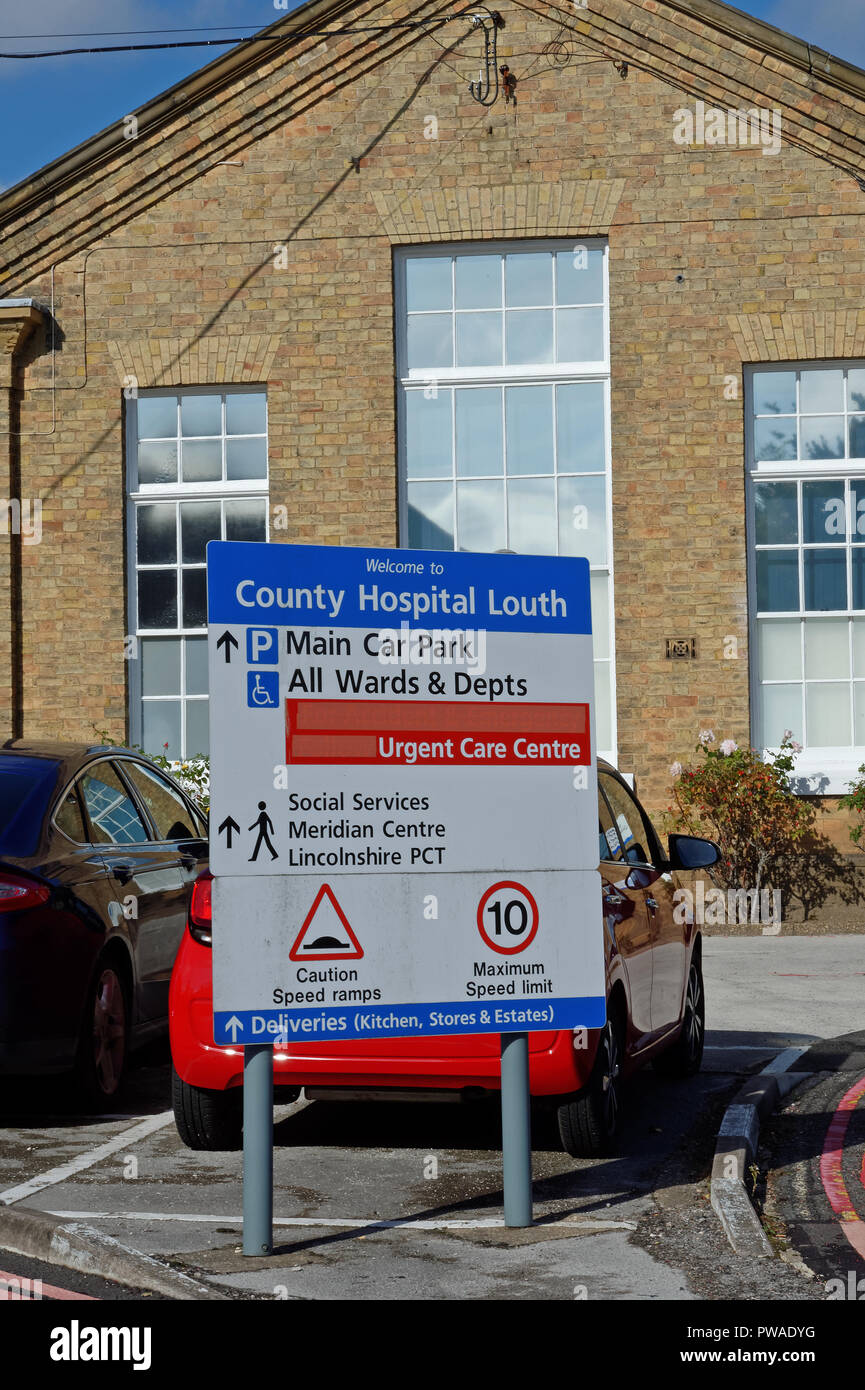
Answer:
xmin=756 ymin=550 xmax=798 ymax=611
xmin=456 ymin=312 xmax=502 ymax=368
xmin=182 ymin=570 xmax=207 ymax=628
xmin=455 ymin=388 xmax=502 ymax=477
xmin=407 ymin=314 xmax=452 ymax=370
xmin=507 ymin=478 xmax=556 ymax=554
xmin=803 ymin=480 xmax=845 ymax=544
xmin=406 ymin=258 xmax=451 ymax=312
xmin=406 ymin=391 xmax=452 ymax=479
xmin=138 ymin=441 xmax=178 ymax=485
xmin=556 ymin=382 xmax=605 ymax=472
xmin=137 ymin=503 xmax=176 ymax=564
xmin=226 ymin=437 xmax=267 ymax=481
xmin=753 ymin=371 xmax=796 ymax=415
xmin=455 ymin=255 xmax=501 ymax=309
xmin=55 ymin=786 xmax=87 ymax=843
xmin=505 ymin=253 xmax=552 ymax=307
xmin=181 ymin=394 xmax=221 ymax=437
xmin=141 ymin=638 xmax=181 ymax=695
xmin=556 ymin=307 xmax=604 ymax=362
xmin=123 ymin=762 xmax=196 ymax=840
xmin=80 ymin=765 xmax=149 ymax=845
xmin=593 ymin=661 xmax=612 ymax=751
xmin=852 ymin=550 xmax=865 ymax=610
xmin=506 ymin=386 xmax=553 ymax=475
xmin=800 ymin=369 xmax=843 ymax=414
xmin=590 ymin=573 xmax=610 ymax=660
xmin=225 ymin=393 xmax=266 ymax=435
xmin=142 ymin=702 xmax=181 ymax=762
xmin=856 ymin=685 xmax=865 ymax=742
xmin=186 ymin=701 xmax=210 ymax=759
xmin=804 ymin=618 xmax=849 ymax=679
xmin=755 ymin=417 xmax=796 ymax=461
xmin=181 ymin=439 xmax=222 ymax=483
xmin=850 ymin=481 xmax=865 ymax=538
xmin=138 ymin=570 xmax=177 ymax=628
xmin=754 ymin=482 xmax=797 ymax=544
xmin=505 ymin=310 xmax=553 ymax=365
xmin=225 ymin=499 xmax=267 ymax=543
xmin=850 ymin=416 xmax=865 ymax=458
xmin=757 ymin=619 xmax=801 ymax=680
xmin=407 ymin=483 xmax=453 ymax=549
xmin=181 ymin=501 xmax=221 ymax=563
xmin=137 ymin=396 xmax=177 ymax=438
xmin=186 ymin=638 xmax=209 ymax=695
xmin=854 ymin=618 xmax=865 ymax=677
xmin=558 ymin=475 xmax=607 ymax=564
xmin=848 ymin=369 xmax=865 ymax=413
xmin=556 ymin=248 xmax=604 ymax=305
xmin=759 ymin=683 xmax=801 ymax=746
xmin=804 ymin=550 xmax=846 ymax=610
xmin=801 ymin=416 xmax=844 ymax=460
xmin=806 ymin=683 xmax=851 ymax=746
xmin=456 ymin=480 xmax=505 ymax=551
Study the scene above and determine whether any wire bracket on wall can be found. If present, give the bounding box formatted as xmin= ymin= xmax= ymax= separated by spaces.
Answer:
xmin=465 ymin=7 xmax=505 ymax=106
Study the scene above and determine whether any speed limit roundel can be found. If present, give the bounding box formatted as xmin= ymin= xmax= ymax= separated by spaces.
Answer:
xmin=476 ymin=881 xmax=540 ymax=955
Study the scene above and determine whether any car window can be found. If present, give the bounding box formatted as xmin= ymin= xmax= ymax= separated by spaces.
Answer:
xmin=597 ymin=789 xmax=624 ymax=863
xmin=80 ymin=764 xmax=150 ymax=845
xmin=54 ymin=783 xmax=88 ymax=844
xmin=600 ymin=772 xmax=655 ymax=867
xmin=120 ymin=761 xmax=199 ymax=841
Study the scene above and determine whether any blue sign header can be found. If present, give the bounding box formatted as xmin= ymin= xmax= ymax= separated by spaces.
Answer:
xmin=206 ymin=542 xmax=591 ymax=635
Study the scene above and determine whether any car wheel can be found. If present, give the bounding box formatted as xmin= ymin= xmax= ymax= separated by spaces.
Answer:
xmin=172 ymin=1066 xmax=242 ymax=1150
xmin=557 ymin=1006 xmax=624 ymax=1158
xmin=75 ymin=960 xmax=129 ymax=1107
xmin=654 ymin=953 xmax=705 ymax=1078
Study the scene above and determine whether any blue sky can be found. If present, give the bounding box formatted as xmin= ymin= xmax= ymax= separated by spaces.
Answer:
xmin=0 ymin=0 xmax=862 ymax=192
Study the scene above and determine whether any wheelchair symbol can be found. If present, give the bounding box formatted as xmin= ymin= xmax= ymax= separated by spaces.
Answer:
xmin=247 ymin=670 xmax=279 ymax=708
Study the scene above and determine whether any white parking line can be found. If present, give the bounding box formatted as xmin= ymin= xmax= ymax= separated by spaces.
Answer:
xmin=0 ymin=1112 xmax=174 ymax=1206
xmin=48 ymin=1210 xmax=637 ymax=1233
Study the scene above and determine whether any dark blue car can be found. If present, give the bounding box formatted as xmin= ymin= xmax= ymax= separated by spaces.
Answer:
xmin=0 ymin=743 xmax=208 ymax=1104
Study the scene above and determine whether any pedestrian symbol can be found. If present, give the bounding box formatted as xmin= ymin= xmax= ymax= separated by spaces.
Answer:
xmin=248 ymin=801 xmax=278 ymax=862
xmin=289 ymin=884 xmax=363 ymax=961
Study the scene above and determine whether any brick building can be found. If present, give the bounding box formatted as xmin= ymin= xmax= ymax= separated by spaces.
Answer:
xmin=2 ymin=0 xmax=865 ymax=830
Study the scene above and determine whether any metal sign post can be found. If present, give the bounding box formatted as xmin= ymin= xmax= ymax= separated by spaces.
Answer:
xmin=205 ymin=541 xmax=603 ymax=1252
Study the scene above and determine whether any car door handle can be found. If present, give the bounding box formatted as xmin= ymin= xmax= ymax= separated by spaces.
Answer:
xmin=112 ymin=863 xmax=135 ymax=884
xmin=645 ymin=895 xmax=658 ymax=912
xmin=604 ymin=891 xmax=626 ymax=905
xmin=179 ymin=854 xmax=197 ymax=869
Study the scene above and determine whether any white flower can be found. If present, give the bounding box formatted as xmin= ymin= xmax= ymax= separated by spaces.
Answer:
xmin=669 ymin=761 xmax=683 ymax=778
xmin=719 ymin=739 xmax=738 ymax=755
xmin=699 ymin=729 xmax=715 ymax=745
xmin=790 ymin=740 xmax=803 ymax=754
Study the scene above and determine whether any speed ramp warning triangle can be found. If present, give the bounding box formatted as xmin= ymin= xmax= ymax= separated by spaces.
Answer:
xmin=289 ymin=883 xmax=363 ymax=961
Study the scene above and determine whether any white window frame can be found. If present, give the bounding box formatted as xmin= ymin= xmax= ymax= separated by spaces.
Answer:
xmin=125 ymin=385 xmax=269 ymax=758
xmin=394 ymin=239 xmax=617 ymax=764
xmin=746 ymin=360 xmax=865 ymax=792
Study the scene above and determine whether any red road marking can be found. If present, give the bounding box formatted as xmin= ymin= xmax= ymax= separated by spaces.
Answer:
xmin=0 ymin=1267 xmax=96 ymax=1300
xmin=819 ymin=1072 xmax=865 ymax=1263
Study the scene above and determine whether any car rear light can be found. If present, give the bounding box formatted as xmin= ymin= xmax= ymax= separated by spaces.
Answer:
xmin=188 ymin=871 xmax=213 ymax=946
xmin=0 ymin=874 xmax=50 ymax=912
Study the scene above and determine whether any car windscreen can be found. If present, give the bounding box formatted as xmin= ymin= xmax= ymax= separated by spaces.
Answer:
xmin=0 ymin=757 xmax=61 ymax=857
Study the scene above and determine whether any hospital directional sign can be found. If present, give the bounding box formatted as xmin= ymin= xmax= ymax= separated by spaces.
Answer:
xmin=207 ymin=541 xmax=605 ymax=1043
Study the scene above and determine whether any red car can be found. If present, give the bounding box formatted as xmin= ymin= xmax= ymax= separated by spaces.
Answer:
xmin=170 ymin=760 xmax=718 ymax=1155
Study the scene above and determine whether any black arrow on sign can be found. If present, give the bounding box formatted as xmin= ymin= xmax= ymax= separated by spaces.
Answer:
xmin=219 ymin=816 xmax=240 ymax=848
xmin=216 ymin=630 xmax=239 ymax=663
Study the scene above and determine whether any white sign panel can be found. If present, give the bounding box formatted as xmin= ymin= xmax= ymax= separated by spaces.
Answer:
xmin=207 ymin=542 xmax=605 ymax=1042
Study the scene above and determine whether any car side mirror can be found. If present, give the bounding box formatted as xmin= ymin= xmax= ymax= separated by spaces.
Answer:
xmin=667 ymin=833 xmax=721 ymax=871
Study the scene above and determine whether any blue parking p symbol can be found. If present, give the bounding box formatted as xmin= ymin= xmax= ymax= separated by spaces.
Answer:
xmin=247 ymin=628 xmax=278 ymax=664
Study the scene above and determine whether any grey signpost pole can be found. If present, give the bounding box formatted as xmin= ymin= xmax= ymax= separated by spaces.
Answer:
xmin=243 ymin=1043 xmax=273 ymax=1255
xmin=500 ymin=1031 xmax=532 ymax=1227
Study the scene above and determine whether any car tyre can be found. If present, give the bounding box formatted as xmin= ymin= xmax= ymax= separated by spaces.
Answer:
xmin=653 ymin=952 xmax=705 ymax=1078
xmin=75 ymin=959 xmax=130 ymax=1108
xmin=172 ymin=1066 xmax=242 ymax=1150
xmin=557 ymin=1005 xmax=624 ymax=1158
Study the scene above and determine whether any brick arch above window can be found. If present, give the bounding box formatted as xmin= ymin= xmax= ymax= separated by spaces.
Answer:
xmin=371 ymin=179 xmax=627 ymax=244
xmin=107 ymin=333 xmax=281 ymax=389
xmin=727 ymin=311 xmax=865 ymax=366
